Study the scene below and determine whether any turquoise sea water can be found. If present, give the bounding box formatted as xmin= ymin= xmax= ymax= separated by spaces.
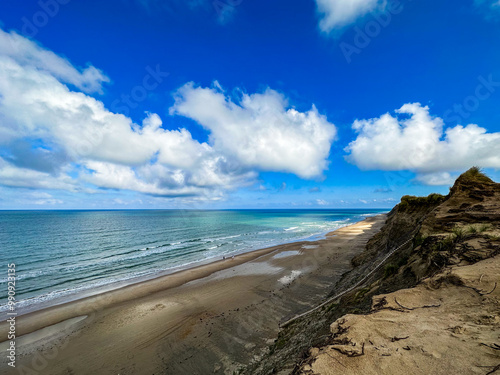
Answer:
xmin=0 ymin=209 xmax=386 ymax=314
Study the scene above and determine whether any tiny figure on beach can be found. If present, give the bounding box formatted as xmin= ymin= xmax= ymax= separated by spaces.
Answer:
xmin=232 ymin=256 xmax=234 ymax=260
xmin=223 ymin=256 xmax=225 ymax=260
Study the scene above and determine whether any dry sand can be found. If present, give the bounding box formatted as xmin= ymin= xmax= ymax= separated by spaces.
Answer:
xmin=301 ymin=253 xmax=500 ymax=375
xmin=0 ymin=215 xmax=385 ymax=375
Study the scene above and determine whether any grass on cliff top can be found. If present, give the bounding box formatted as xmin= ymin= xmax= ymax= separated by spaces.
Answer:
xmin=398 ymin=168 xmax=493 ymax=212
xmin=398 ymin=193 xmax=446 ymax=212
xmin=458 ymin=167 xmax=493 ymax=183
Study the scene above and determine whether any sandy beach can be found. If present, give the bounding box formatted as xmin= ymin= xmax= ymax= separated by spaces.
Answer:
xmin=0 ymin=215 xmax=385 ymax=375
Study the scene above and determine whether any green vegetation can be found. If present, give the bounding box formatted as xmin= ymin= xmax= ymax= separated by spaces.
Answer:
xmin=426 ymin=235 xmax=457 ymax=268
xmin=413 ymin=233 xmax=428 ymax=247
xmin=398 ymin=193 xmax=446 ymax=212
xmin=466 ymin=224 xmax=491 ymax=234
xmin=269 ymin=334 xmax=290 ymax=355
xmin=383 ymin=264 xmax=398 ymax=279
xmin=325 ymin=303 xmax=338 ymax=313
xmin=452 ymin=227 xmax=466 ymax=241
xmin=459 ymin=166 xmax=493 ymax=183
xmin=467 ymin=225 xmax=478 ymax=234
xmin=354 ymin=287 xmax=371 ymax=302
xmin=427 ymin=222 xmax=496 ymax=266
xmin=477 ymin=224 xmax=491 ymax=233
xmin=275 ymin=336 xmax=288 ymax=350
xmin=397 ymin=255 xmax=410 ymax=268
xmin=437 ymin=235 xmax=456 ymax=252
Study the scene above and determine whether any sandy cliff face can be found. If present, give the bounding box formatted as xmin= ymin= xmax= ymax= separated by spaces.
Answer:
xmin=249 ymin=169 xmax=500 ymax=375
xmin=298 ymin=169 xmax=500 ymax=375
xmin=300 ymin=253 xmax=500 ymax=375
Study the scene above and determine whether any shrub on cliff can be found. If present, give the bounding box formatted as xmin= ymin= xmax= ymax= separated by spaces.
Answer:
xmin=448 ymin=167 xmax=494 ymax=197
xmin=459 ymin=166 xmax=493 ymax=183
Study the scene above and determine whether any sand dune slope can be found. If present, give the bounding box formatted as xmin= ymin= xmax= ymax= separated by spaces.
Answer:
xmin=301 ymin=254 xmax=500 ymax=375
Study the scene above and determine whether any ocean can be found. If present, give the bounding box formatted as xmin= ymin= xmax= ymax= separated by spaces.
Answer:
xmin=0 ymin=209 xmax=386 ymax=314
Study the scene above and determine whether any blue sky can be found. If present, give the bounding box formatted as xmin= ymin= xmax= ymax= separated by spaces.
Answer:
xmin=0 ymin=0 xmax=499 ymax=209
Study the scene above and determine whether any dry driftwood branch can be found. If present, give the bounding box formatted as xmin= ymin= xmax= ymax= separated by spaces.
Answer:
xmin=391 ymin=336 xmax=410 ymax=342
xmin=350 ymin=342 xmax=365 ymax=358
xmin=464 ymin=282 xmax=497 ymax=296
xmin=394 ymin=298 xmax=412 ymax=311
xmin=421 ymin=303 xmax=441 ymax=308
xmin=373 ymin=296 xmax=388 ymax=310
xmin=480 ymin=282 xmax=497 ymax=296
xmin=481 ymin=343 xmax=500 ymax=351
xmin=486 ymin=364 xmax=500 ymax=375
xmin=394 ymin=297 xmax=441 ymax=311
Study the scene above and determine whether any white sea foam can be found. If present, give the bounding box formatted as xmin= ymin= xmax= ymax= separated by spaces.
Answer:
xmin=273 ymin=250 xmax=301 ymax=259
xmin=278 ymin=270 xmax=302 ymax=284
xmin=302 ymin=244 xmax=319 ymax=249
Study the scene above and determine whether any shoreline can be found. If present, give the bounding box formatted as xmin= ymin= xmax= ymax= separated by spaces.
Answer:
xmin=0 ymin=214 xmax=387 ymax=374
xmin=0 ymin=213 xmax=385 ymax=320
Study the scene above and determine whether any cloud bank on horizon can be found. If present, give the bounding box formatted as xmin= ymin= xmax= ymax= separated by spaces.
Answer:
xmin=0 ymin=29 xmax=336 ymax=202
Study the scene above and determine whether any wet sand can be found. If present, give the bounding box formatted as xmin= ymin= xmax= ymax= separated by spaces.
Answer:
xmin=0 ymin=214 xmax=386 ymax=375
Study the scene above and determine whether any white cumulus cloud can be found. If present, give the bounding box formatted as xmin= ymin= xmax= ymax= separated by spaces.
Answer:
xmin=345 ymin=103 xmax=500 ymax=184
xmin=0 ymin=30 xmax=109 ymax=94
xmin=170 ymin=82 xmax=336 ymax=179
xmin=0 ymin=28 xmax=336 ymax=202
xmin=315 ymin=0 xmax=386 ymax=32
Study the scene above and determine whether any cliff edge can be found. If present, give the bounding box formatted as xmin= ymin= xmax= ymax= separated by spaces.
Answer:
xmin=250 ymin=168 xmax=500 ymax=375
xmin=300 ymin=168 xmax=500 ymax=375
